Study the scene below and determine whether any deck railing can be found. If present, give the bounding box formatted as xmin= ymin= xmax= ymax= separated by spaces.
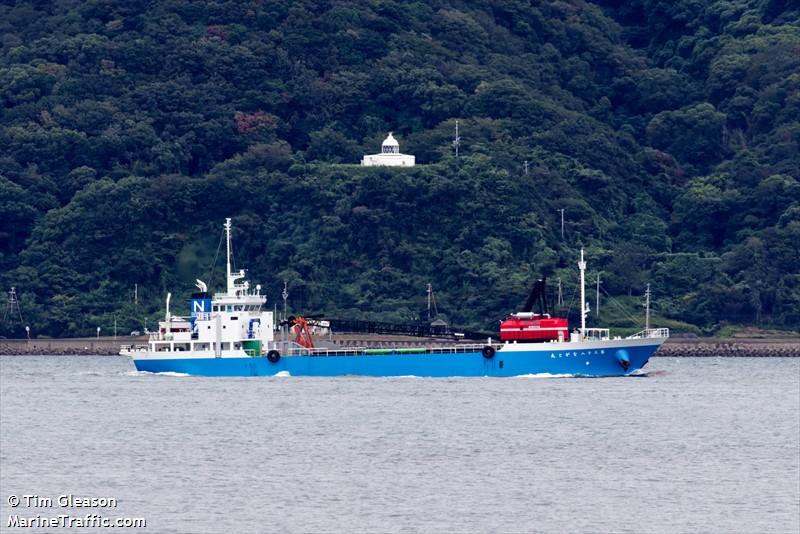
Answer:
xmin=626 ymin=328 xmax=670 ymax=339
xmin=582 ymin=328 xmax=610 ymax=341
xmin=295 ymin=343 xmax=492 ymax=358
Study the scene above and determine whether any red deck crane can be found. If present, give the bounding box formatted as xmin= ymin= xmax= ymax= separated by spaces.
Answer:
xmin=499 ymin=278 xmax=568 ymax=342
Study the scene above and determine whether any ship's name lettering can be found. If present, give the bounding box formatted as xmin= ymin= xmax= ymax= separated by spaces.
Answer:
xmin=550 ymin=349 xmax=605 ymax=359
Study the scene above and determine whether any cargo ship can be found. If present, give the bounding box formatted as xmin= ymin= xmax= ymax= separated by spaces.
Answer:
xmin=121 ymin=219 xmax=668 ymax=377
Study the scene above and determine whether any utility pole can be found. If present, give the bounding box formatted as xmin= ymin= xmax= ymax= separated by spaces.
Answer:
xmin=523 ymin=160 xmax=529 ymax=176
xmin=595 ymin=273 xmax=601 ymax=322
xmin=644 ymin=284 xmax=651 ymax=331
xmin=427 ymin=283 xmax=432 ymax=322
xmin=579 ymin=249 xmax=586 ymax=338
xmin=557 ymin=277 xmax=563 ymax=308
xmin=2 ymin=287 xmax=25 ymax=331
xmin=453 ymin=120 xmax=460 ymax=157
xmin=114 ymin=317 xmax=117 ymax=340
xmin=134 ymin=283 xmax=138 ymax=305
xmin=558 ymin=209 xmax=565 ymax=240
xmin=282 ymin=281 xmax=289 ymax=322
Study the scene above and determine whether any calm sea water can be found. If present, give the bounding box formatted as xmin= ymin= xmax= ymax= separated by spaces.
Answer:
xmin=1 ymin=355 xmax=798 ymax=534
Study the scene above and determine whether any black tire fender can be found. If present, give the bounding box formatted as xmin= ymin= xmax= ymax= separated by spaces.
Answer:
xmin=266 ymin=350 xmax=281 ymax=363
xmin=482 ymin=345 xmax=495 ymax=359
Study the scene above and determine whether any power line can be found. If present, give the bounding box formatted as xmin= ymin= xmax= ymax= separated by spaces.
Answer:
xmin=599 ymin=285 xmax=643 ymax=328
xmin=203 ymin=228 xmax=226 ymax=288
xmin=595 ymin=272 xmax=601 ymax=322
xmin=564 ymin=280 xmax=579 ymax=317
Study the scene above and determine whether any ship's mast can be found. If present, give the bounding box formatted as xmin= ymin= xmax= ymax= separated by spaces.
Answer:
xmin=165 ymin=292 xmax=171 ymax=337
xmin=645 ymin=283 xmax=651 ymax=331
xmin=579 ymin=249 xmax=586 ymax=338
xmin=225 ymin=218 xmax=232 ymax=294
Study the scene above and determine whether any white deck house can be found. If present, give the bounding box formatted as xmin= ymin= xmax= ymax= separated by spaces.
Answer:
xmin=361 ymin=132 xmax=415 ymax=167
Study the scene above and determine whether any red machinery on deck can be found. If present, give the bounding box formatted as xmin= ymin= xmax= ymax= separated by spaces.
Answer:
xmin=290 ymin=316 xmax=315 ymax=348
xmin=499 ymin=278 xmax=568 ymax=342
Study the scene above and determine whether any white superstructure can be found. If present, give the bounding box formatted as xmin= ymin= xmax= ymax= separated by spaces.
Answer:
xmin=121 ymin=218 xmax=274 ymax=359
xmin=361 ymin=132 xmax=415 ymax=167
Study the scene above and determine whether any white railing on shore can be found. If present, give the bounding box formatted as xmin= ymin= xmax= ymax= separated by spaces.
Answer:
xmin=119 ymin=344 xmax=149 ymax=353
xmin=627 ymin=328 xmax=670 ymax=339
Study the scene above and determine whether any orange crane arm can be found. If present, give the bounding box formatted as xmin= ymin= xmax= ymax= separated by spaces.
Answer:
xmin=292 ymin=316 xmax=315 ymax=349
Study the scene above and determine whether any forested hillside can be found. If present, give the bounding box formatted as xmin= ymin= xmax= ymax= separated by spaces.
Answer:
xmin=1 ymin=0 xmax=798 ymax=337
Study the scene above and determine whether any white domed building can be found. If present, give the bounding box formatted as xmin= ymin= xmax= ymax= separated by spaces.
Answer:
xmin=361 ymin=132 xmax=415 ymax=167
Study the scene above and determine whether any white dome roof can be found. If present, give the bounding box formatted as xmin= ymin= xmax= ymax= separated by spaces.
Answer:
xmin=382 ymin=132 xmax=399 ymax=147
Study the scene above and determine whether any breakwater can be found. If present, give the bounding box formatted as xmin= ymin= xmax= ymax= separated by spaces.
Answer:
xmin=657 ymin=338 xmax=800 ymax=358
xmin=1 ymin=336 xmax=799 ymax=357
xmin=0 ymin=338 xmax=122 ymax=356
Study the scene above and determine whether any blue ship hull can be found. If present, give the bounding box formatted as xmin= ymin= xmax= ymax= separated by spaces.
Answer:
xmin=133 ymin=342 xmax=661 ymax=377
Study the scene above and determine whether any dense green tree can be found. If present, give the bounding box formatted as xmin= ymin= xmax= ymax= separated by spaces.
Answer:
xmin=0 ymin=0 xmax=798 ymax=336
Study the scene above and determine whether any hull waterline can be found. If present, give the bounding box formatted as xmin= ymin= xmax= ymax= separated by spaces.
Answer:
xmin=132 ymin=340 xmax=662 ymax=378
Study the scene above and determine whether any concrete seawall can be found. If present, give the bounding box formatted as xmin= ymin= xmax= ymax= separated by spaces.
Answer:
xmin=1 ymin=336 xmax=799 ymax=357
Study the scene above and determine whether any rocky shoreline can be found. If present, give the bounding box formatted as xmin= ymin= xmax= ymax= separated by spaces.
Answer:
xmin=1 ymin=336 xmax=799 ymax=357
